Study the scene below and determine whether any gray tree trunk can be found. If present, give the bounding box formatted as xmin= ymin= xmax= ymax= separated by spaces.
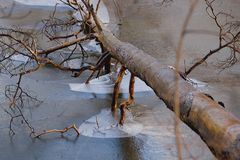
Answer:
xmin=95 ymin=22 xmax=240 ymax=159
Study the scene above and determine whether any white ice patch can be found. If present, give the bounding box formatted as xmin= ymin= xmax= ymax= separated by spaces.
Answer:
xmin=10 ymin=54 xmax=29 ymax=63
xmin=79 ymin=108 xmax=143 ymax=138
xmin=69 ymin=70 xmax=153 ymax=94
xmin=13 ymin=0 xmax=61 ymax=6
xmin=63 ymin=59 xmax=82 ymax=69
xmin=82 ymin=40 xmax=102 ymax=53
xmin=189 ymin=78 xmax=208 ymax=89
xmin=167 ymin=65 xmax=208 ymax=89
xmin=79 ymin=107 xmax=186 ymax=138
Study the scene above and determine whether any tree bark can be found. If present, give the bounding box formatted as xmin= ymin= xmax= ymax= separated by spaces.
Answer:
xmin=95 ymin=23 xmax=240 ymax=159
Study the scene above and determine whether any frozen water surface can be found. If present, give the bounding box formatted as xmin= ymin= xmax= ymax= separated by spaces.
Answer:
xmin=1 ymin=0 xmax=239 ymax=160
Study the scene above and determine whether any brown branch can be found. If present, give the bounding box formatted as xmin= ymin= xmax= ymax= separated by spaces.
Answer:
xmin=72 ymin=52 xmax=111 ymax=83
xmin=205 ymin=0 xmax=223 ymax=47
xmin=96 ymin=116 xmax=100 ymax=128
xmin=111 ymin=66 xmax=126 ymax=112
xmin=96 ymin=0 xmax=101 ymax=13
xmin=48 ymin=29 xmax=83 ymax=41
xmin=0 ymin=33 xmax=36 ymax=55
xmin=37 ymin=34 xmax=95 ymax=55
xmin=79 ymin=3 xmax=240 ymax=158
xmin=184 ymin=0 xmax=240 ymax=75
xmin=119 ymin=73 xmax=135 ymax=125
xmin=14 ymin=64 xmax=41 ymax=76
xmin=59 ymin=44 xmax=78 ymax=65
xmin=34 ymin=124 xmax=80 ymax=138
xmin=80 ymin=0 xmax=102 ymax=31
xmin=185 ymin=31 xmax=240 ymax=75
xmin=4 ymin=73 xmax=42 ymax=136
xmin=60 ymin=0 xmax=78 ymax=11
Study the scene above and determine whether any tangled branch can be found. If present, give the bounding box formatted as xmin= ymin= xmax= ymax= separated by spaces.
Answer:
xmin=3 ymin=74 xmax=42 ymax=136
xmin=185 ymin=0 xmax=240 ymax=75
xmin=0 ymin=0 xmax=117 ymax=136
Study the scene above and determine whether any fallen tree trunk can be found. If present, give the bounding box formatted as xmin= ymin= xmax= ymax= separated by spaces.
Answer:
xmin=95 ymin=22 xmax=240 ymax=159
